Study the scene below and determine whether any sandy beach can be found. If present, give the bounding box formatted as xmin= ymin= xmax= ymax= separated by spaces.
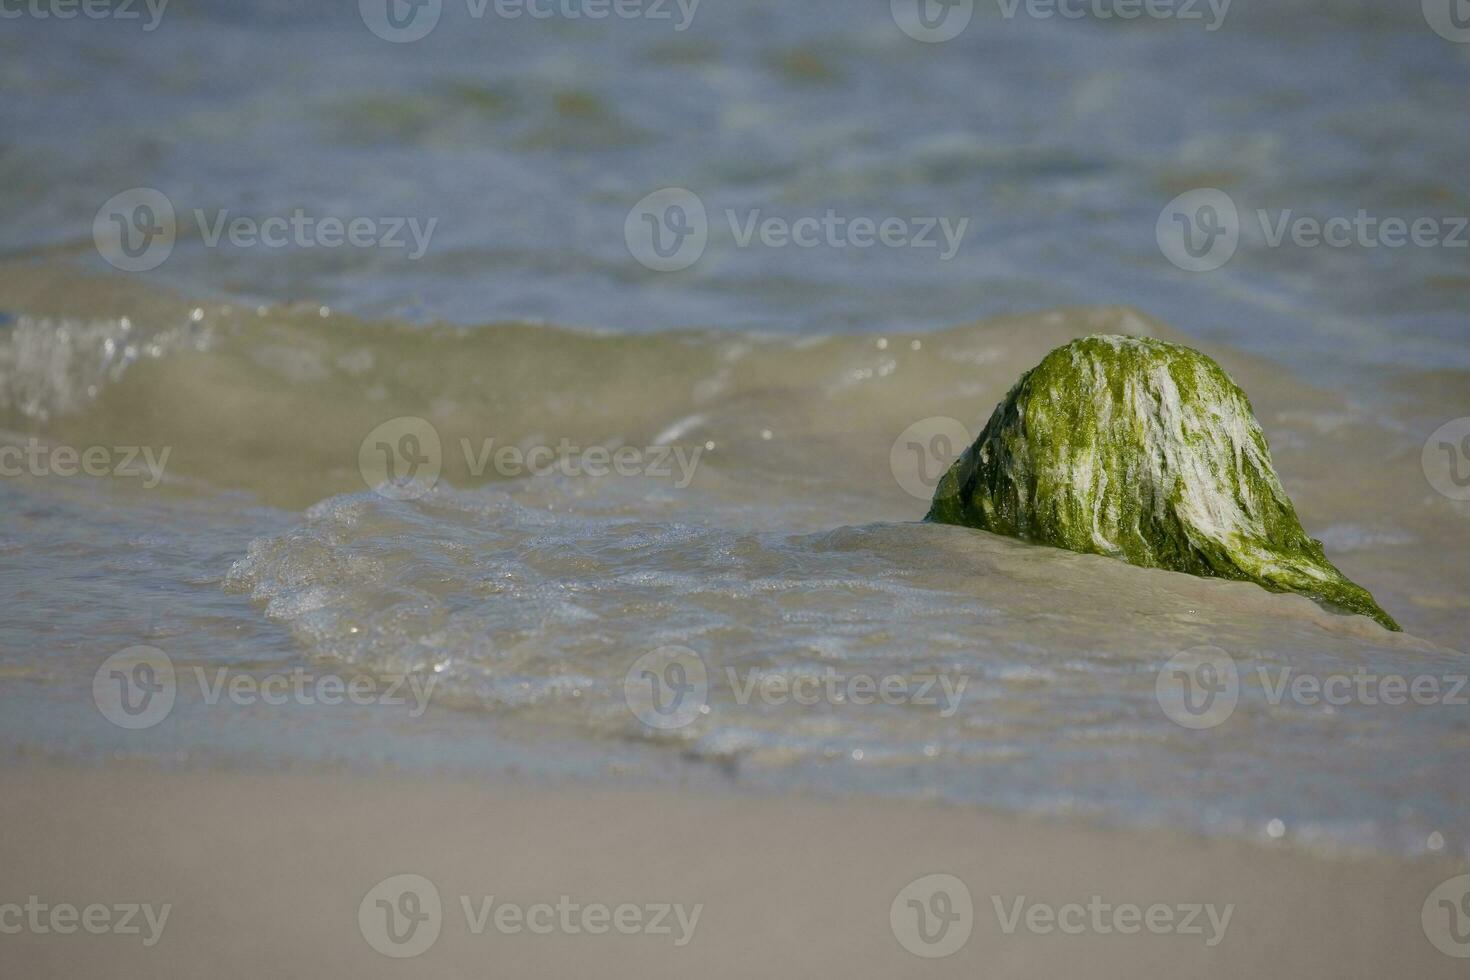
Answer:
xmin=1 ymin=763 xmax=1464 ymax=979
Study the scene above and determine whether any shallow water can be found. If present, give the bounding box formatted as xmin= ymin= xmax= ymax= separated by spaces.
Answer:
xmin=1 ymin=0 xmax=1468 ymax=857
xmin=2 ymin=277 xmax=1466 ymax=855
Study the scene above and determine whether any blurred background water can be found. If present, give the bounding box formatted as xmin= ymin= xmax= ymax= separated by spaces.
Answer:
xmin=2 ymin=0 xmax=1467 ymax=379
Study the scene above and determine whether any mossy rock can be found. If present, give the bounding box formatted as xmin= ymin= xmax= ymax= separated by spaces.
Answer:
xmin=926 ymin=335 xmax=1400 ymax=630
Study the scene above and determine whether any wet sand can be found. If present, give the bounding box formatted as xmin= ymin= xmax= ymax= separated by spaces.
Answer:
xmin=0 ymin=764 xmax=1463 ymax=978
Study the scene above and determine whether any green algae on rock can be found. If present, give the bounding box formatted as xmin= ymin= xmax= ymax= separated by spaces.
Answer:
xmin=926 ymin=335 xmax=1400 ymax=631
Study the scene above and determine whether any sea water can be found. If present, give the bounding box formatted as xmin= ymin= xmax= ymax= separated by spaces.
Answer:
xmin=0 ymin=0 xmax=1466 ymax=857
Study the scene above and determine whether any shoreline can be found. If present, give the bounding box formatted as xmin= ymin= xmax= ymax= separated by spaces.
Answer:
xmin=1 ymin=763 xmax=1465 ymax=978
